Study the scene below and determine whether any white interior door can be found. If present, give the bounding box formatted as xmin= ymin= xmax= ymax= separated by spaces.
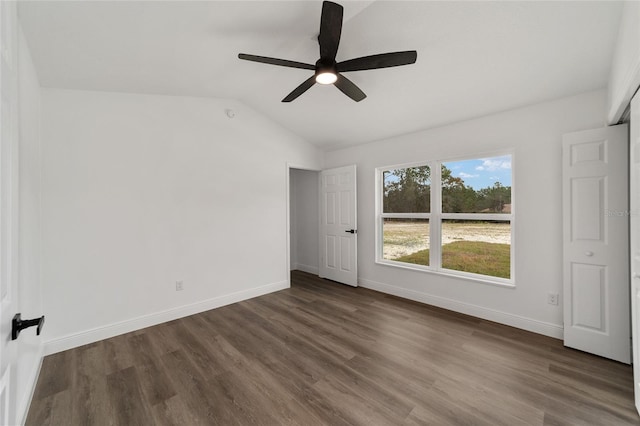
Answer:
xmin=629 ymin=92 xmax=640 ymax=414
xmin=0 ymin=2 xmax=19 ymax=423
xmin=319 ymin=165 xmax=357 ymax=286
xmin=562 ymin=125 xmax=630 ymax=364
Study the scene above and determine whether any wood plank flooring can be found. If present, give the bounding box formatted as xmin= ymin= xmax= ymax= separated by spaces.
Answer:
xmin=27 ymin=271 xmax=639 ymax=425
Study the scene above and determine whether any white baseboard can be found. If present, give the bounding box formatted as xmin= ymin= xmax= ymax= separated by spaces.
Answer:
xmin=293 ymin=263 xmax=319 ymax=275
xmin=43 ymin=280 xmax=289 ymax=356
xmin=358 ymin=277 xmax=563 ymax=339
xmin=18 ymin=345 xmax=44 ymax=426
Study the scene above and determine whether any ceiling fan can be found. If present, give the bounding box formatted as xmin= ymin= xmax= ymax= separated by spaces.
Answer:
xmin=238 ymin=1 xmax=417 ymax=102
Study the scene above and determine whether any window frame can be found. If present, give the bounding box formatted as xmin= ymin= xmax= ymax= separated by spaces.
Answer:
xmin=375 ymin=152 xmax=515 ymax=287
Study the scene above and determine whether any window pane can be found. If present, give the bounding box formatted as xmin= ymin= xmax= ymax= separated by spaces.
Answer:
xmin=442 ymin=155 xmax=512 ymax=213
xmin=441 ymin=220 xmax=511 ymax=279
xmin=383 ymin=166 xmax=430 ymax=213
xmin=383 ymin=218 xmax=429 ymax=266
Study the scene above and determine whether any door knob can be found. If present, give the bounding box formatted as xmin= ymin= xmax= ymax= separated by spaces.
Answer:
xmin=584 ymin=251 xmax=594 ymax=257
xmin=11 ymin=314 xmax=45 ymax=341
xmin=345 ymin=229 xmax=356 ymax=234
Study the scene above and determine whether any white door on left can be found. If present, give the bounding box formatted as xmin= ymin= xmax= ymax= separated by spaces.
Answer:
xmin=0 ymin=2 xmax=20 ymax=423
xmin=319 ymin=165 xmax=357 ymax=287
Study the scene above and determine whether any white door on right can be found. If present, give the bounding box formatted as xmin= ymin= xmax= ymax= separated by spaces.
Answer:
xmin=562 ymin=125 xmax=630 ymax=364
xmin=629 ymin=92 xmax=640 ymax=414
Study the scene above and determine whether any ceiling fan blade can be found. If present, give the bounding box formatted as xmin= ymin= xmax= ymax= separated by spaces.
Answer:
xmin=336 ymin=51 xmax=418 ymax=72
xmin=318 ymin=1 xmax=343 ymax=62
xmin=238 ymin=54 xmax=315 ymax=70
xmin=282 ymin=75 xmax=317 ymax=102
xmin=334 ymin=73 xmax=366 ymax=102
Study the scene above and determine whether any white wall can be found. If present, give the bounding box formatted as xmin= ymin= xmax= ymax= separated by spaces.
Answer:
xmin=324 ymin=90 xmax=607 ymax=338
xmin=41 ymin=89 xmax=322 ymax=353
xmin=289 ymin=168 xmax=319 ymax=275
xmin=608 ymin=1 xmax=640 ymax=123
xmin=17 ymin=26 xmax=43 ymax=423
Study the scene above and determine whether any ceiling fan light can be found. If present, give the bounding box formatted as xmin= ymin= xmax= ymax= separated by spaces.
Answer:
xmin=316 ymin=72 xmax=337 ymax=85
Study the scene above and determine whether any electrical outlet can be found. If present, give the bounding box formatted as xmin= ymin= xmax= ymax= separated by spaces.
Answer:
xmin=548 ymin=292 xmax=559 ymax=306
xmin=176 ymin=280 xmax=184 ymax=291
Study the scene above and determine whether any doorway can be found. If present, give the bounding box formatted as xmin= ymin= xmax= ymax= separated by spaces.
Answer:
xmin=288 ymin=168 xmax=320 ymax=275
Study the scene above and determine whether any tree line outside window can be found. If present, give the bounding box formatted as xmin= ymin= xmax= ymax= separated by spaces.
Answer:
xmin=383 ymin=164 xmax=511 ymax=214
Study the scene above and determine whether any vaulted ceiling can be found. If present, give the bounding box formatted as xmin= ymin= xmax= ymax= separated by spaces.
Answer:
xmin=19 ymin=1 xmax=623 ymax=150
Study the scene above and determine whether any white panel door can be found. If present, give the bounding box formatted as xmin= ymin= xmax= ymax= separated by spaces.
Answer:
xmin=319 ymin=165 xmax=357 ymax=286
xmin=629 ymin=92 xmax=640 ymax=414
xmin=0 ymin=2 xmax=19 ymax=423
xmin=562 ymin=125 xmax=630 ymax=363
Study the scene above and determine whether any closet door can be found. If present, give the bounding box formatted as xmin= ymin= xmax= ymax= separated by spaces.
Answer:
xmin=629 ymin=92 xmax=640 ymax=414
xmin=562 ymin=125 xmax=629 ymax=364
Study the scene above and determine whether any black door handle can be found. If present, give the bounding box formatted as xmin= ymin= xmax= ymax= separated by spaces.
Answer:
xmin=11 ymin=313 xmax=45 ymax=340
xmin=345 ymin=229 xmax=356 ymax=234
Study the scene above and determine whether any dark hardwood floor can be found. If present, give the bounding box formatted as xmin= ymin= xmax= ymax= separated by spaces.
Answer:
xmin=27 ymin=271 xmax=638 ymax=425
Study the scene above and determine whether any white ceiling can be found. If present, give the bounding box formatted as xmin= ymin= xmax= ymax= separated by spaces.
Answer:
xmin=18 ymin=1 xmax=623 ymax=150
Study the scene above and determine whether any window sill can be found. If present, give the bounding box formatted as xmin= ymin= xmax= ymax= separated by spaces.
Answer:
xmin=375 ymin=259 xmax=516 ymax=289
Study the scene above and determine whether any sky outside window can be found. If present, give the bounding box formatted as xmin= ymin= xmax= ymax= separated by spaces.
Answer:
xmin=444 ymin=155 xmax=512 ymax=190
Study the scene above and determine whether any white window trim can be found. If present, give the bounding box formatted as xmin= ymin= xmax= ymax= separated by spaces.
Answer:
xmin=375 ymin=152 xmax=515 ymax=287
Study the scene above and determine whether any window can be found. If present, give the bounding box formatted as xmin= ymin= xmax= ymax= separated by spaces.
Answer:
xmin=377 ymin=154 xmax=513 ymax=285
xmin=381 ymin=165 xmax=431 ymax=265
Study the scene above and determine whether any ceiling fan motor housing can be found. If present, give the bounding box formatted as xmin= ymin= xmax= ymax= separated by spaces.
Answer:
xmin=315 ymin=59 xmax=338 ymax=82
